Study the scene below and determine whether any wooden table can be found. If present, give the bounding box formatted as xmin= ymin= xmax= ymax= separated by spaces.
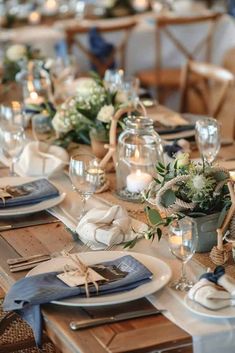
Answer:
xmin=0 ymin=165 xmax=192 ymax=353
xmin=1 ymin=139 xmax=235 ymax=353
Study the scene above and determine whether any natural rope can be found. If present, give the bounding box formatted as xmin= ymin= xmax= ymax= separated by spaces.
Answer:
xmin=154 ymin=166 xmax=230 ymax=216
xmin=155 ymin=175 xmax=195 ymax=215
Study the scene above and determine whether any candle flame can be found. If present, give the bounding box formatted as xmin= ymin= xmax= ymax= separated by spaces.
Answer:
xmin=30 ymin=91 xmax=38 ymax=100
xmin=134 ymin=148 xmax=140 ymax=160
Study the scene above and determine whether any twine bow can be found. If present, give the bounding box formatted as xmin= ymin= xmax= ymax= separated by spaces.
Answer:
xmin=0 ymin=186 xmax=13 ymax=204
xmin=63 ymin=252 xmax=99 ymax=297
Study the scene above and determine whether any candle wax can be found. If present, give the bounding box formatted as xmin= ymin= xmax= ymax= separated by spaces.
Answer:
xmin=25 ymin=92 xmax=44 ymax=105
xmin=126 ymin=170 xmax=152 ymax=193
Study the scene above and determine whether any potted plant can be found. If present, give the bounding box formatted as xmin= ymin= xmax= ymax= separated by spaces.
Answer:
xmin=143 ymin=154 xmax=231 ymax=252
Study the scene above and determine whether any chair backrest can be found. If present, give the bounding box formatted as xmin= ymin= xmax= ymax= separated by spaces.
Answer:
xmin=65 ymin=19 xmax=136 ymax=77
xmin=155 ymin=12 xmax=222 ymax=71
xmin=180 ymin=60 xmax=234 ymax=118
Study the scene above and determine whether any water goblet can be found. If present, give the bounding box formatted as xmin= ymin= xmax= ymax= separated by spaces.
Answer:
xmin=168 ymin=217 xmax=198 ymax=291
xmin=69 ymin=153 xmax=100 ymax=220
xmin=32 ymin=113 xmax=56 ymax=144
xmin=0 ymin=124 xmax=26 ymax=176
xmin=195 ymin=117 xmax=221 ymax=163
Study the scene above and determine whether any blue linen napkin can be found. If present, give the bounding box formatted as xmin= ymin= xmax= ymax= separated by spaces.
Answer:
xmin=3 ymin=255 xmax=153 ymax=346
xmin=88 ymin=27 xmax=116 ymax=72
xmin=0 ymin=179 xmax=60 ymax=208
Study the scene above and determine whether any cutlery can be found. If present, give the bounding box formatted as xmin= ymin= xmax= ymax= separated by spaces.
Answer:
xmin=9 ymin=260 xmax=51 ymax=272
xmin=0 ymin=218 xmax=60 ymax=232
xmin=70 ymin=308 xmax=164 ymax=330
xmin=8 ymin=255 xmax=52 ymax=268
xmin=7 ymin=253 xmax=53 ymax=265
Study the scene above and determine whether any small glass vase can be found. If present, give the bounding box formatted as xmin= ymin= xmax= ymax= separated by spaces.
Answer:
xmin=16 ymin=59 xmax=52 ymax=106
xmin=89 ymin=128 xmax=109 ymax=159
xmin=115 ymin=115 xmax=164 ymax=202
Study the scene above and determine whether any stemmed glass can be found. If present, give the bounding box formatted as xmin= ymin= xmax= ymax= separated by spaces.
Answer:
xmin=195 ymin=117 xmax=221 ymax=163
xmin=69 ymin=153 xmax=99 ymax=220
xmin=0 ymin=124 xmax=26 ymax=176
xmin=32 ymin=114 xmax=56 ymax=145
xmin=168 ymin=217 xmax=198 ymax=291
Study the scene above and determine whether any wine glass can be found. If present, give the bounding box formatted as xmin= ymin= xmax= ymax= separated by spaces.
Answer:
xmin=168 ymin=217 xmax=198 ymax=291
xmin=0 ymin=124 xmax=26 ymax=176
xmin=195 ymin=117 xmax=221 ymax=163
xmin=32 ymin=114 xmax=55 ymax=145
xmin=69 ymin=153 xmax=100 ymax=219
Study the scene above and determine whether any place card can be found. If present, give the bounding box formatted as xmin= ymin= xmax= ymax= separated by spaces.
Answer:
xmin=57 ymin=268 xmax=106 ymax=288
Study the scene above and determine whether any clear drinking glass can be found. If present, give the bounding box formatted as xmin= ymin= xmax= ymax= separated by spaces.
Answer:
xmin=168 ymin=217 xmax=198 ymax=291
xmin=195 ymin=117 xmax=221 ymax=163
xmin=0 ymin=124 xmax=25 ymax=176
xmin=69 ymin=153 xmax=99 ymax=219
xmin=32 ymin=114 xmax=55 ymax=144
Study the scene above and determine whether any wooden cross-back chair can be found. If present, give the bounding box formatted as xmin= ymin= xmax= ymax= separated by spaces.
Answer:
xmin=65 ymin=19 xmax=137 ymax=77
xmin=136 ymin=12 xmax=222 ymax=104
xmin=180 ymin=60 xmax=234 ymax=118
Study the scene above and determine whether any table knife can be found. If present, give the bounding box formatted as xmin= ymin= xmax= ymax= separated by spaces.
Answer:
xmin=0 ymin=218 xmax=60 ymax=232
xmin=70 ymin=308 xmax=164 ymax=330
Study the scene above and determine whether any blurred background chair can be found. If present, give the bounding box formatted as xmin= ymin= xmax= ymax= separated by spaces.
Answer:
xmin=65 ymin=18 xmax=137 ymax=77
xmin=136 ymin=12 xmax=222 ymax=105
xmin=179 ymin=60 xmax=235 ymax=138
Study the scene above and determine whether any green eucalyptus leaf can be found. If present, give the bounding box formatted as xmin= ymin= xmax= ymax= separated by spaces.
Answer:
xmin=157 ymin=228 xmax=162 ymax=241
xmin=161 ymin=189 xmax=176 ymax=207
xmin=146 ymin=208 xmax=162 ymax=225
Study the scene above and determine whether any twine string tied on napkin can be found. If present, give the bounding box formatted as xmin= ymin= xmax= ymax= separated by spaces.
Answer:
xmin=63 ymin=252 xmax=99 ymax=297
xmin=0 ymin=186 xmax=13 ymax=204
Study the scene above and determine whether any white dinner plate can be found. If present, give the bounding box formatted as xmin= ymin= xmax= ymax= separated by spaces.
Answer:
xmin=0 ymin=177 xmax=65 ymax=217
xmin=27 ymin=251 xmax=172 ymax=307
xmin=184 ymin=295 xmax=235 ymax=319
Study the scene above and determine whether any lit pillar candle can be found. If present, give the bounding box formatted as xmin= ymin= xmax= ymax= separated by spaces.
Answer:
xmin=43 ymin=0 xmax=59 ymax=15
xmin=25 ymin=92 xmax=44 ymax=105
xmin=230 ymin=171 xmax=235 ymax=182
xmin=28 ymin=11 xmax=41 ymax=25
xmin=126 ymin=169 xmax=152 ymax=193
xmin=132 ymin=0 xmax=149 ymax=12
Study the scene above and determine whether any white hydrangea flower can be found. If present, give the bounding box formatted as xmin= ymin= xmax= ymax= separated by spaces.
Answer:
xmin=76 ymin=78 xmax=100 ymax=99
xmin=97 ymin=104 xmax=114 ymax=123
xmin=6 ymin=44 xmax=27 ymax=62
xmin=52 ymin=104 xmax=73 ymax=133
xmin=192 ymin=175 xmax=206 ymax=191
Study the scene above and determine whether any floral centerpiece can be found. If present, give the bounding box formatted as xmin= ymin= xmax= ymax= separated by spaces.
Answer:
xmin=52 ymin=74 xmax=129 ymax=148
xmin=142 ymin=154 xmax=231 ymax=252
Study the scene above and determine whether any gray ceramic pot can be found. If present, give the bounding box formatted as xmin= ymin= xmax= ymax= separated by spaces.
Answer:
xmin=192 ymin=213 xmax=220 ymax=253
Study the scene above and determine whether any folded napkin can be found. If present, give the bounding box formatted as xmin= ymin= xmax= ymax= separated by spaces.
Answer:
xmin=89 ymin=27 xmax=116 ymax=72
xmin=3 ymin=254 xmax=152 ymax=346
xmin=0 ymin=178 xmax=59 ymax=208
xmin=188 ymin=266 xmax=235 ymax=310
xmin=17 ymin=142 xmax=69 ymax=177
xmin=76 ymin=205 xmax=141 ymax=249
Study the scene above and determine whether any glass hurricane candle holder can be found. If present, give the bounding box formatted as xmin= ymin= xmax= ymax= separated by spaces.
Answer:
xmin=116 ymin=115 xmax=164 ymax=202
xmin=16 ymin=60 xmax=52 ymax=106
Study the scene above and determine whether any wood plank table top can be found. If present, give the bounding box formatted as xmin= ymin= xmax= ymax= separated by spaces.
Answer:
xmin=1 ymin=141 xmax=235 ymax=353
